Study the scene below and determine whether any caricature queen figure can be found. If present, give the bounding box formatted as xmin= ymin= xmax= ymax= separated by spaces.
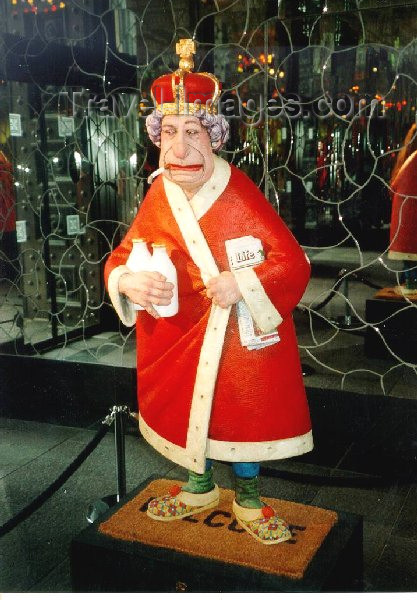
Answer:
xmin=105 ymin=39 xmax=313 ymax=545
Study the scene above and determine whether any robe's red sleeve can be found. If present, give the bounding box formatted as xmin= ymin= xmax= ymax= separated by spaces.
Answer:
xmin=104 ymin=214 xmax=140 ymax=290
xmin=230 ymin=170 xmax=310 ymax=331
xmin=103 ymin=206 xmax=148 ymax=327
xmin=253 ymin=202 xmax=311 ymax=319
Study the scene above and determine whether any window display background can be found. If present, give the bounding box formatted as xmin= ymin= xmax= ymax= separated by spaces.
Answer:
xmin=0 ymin=0 xmax=416 ymax=400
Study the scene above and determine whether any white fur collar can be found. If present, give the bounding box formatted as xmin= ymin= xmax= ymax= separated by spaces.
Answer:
xmin=162 ymin=155 xmax=231 ymax=221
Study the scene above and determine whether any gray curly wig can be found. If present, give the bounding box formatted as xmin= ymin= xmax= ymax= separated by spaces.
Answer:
xmin=145 ymin=109 xmax=230 ymax=149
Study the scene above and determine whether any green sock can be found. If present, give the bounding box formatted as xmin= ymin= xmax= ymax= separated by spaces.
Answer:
xmin=182 ymin=468 xmax=215 ymax=494
xmin=235 ymin=475 xmax=263 ymax=509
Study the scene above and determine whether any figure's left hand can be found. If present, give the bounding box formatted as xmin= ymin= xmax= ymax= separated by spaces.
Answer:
xmin=206 ymin=271 xmax=242 ymax=308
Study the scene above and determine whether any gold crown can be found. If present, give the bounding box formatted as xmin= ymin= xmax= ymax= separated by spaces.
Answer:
xmin=150 ymin=39 xmax=221 ymax=115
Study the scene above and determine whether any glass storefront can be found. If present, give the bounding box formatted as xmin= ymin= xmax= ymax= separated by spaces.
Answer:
xmin=0 ymin=0 xmax=416 ymax=398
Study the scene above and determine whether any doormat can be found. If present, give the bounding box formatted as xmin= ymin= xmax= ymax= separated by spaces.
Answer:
xmin=99 ymin=479 xmax=338 ymax=580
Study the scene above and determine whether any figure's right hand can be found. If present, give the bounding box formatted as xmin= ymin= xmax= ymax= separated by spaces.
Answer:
xmin=118 ymin=271 xmax=174 ymax=319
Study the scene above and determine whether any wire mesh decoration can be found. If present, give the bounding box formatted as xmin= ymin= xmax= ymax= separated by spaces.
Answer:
xmin=0 ymin=0 xmax=417 ymax=397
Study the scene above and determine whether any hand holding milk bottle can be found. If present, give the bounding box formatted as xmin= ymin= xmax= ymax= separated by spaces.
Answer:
xmin=126 ymin=239 xmax=178 ymax=316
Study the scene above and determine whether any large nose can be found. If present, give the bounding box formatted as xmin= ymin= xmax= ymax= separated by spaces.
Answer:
xmin=172 ymin=131 xmax=189 ymax=160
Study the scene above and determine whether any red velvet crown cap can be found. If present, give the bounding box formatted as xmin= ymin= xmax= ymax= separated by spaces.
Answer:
xmin=151 ymin=72 xmax=221 ymax=107
xmin=149 ymin=39 xmax=221 ymax=115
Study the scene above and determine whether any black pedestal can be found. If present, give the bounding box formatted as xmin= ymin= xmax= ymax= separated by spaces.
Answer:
xmin=70 ymin=477 xmax=363 ymax=593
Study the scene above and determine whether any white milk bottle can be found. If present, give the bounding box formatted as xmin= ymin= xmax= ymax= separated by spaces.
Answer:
xmin=126 ymin=238 xmax=152 ymax=310
xmin=149 ymin=243 xmax=179 ymax=317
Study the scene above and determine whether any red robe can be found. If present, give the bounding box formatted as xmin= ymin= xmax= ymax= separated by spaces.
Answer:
xmin=105 ymin=157 xmax=313 ymax=473
xmin=389 ymin=150 xmax=417 ymax=260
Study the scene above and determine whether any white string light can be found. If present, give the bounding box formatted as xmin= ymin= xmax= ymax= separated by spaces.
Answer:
xmin=0 ymin=2 xmax=415 ymax=392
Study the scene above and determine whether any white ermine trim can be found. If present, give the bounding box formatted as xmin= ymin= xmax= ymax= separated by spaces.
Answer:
xmin=139 ymin=412 xmax=313 ymax=470
xmin=388 ymin=250 xmax=417 ymax=261
xmin=163 ymin=170 xmax=232 ymax=473
xmin=206 ymin=430 xmax=313 ymax=462
xmin=108 ymin=265 xmax=136 ymax=327
xmin=139 ymin=414 xmax=207 ymax=474
xmin=189 ymin=155 xmax=231 ymax=221
xmin=186 ymin=303 xmax=231 ymax=472
xmin=234 ymin=267 xmax=282 ymax=333
xmin=163 ymin=176 xmax=220 ymax=285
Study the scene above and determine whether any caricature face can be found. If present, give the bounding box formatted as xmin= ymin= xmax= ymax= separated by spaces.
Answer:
xmin=159 ymin=115 xmax=217 ymax=195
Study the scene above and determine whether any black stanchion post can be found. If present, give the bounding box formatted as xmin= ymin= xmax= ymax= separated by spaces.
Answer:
xmin=87 ymin=405 xmax=130 ymax=523
xmin=115 ymin=407 xmax=127 ymax=501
